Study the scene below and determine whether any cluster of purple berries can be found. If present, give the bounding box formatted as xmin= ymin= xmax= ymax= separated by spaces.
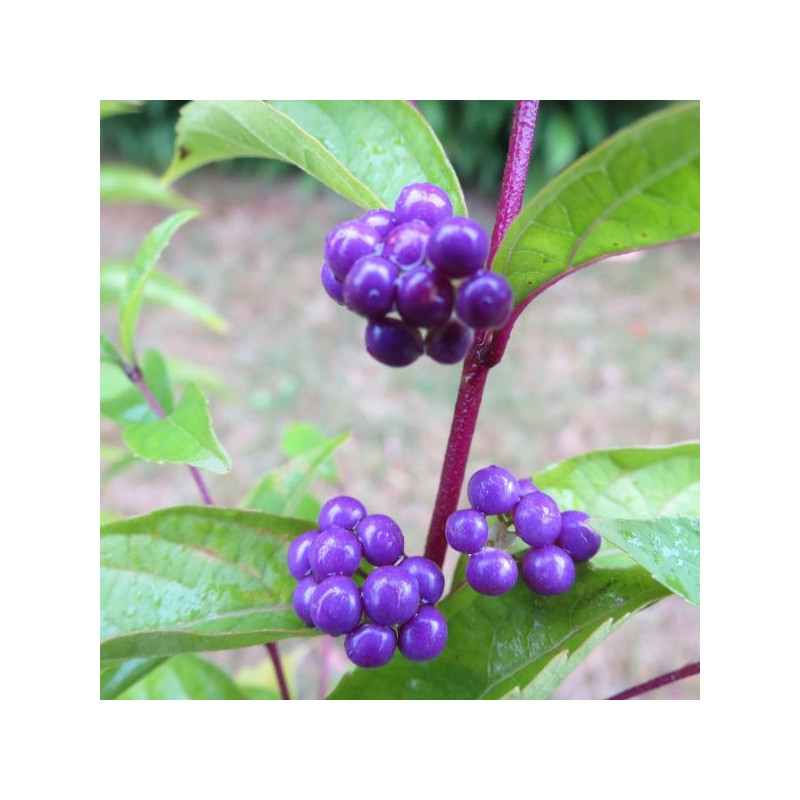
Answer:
xmin=287 ymin=495 xmax=448 ymax=667
xmin=446 ymin=465 xmax=602 ymax=597
xmin=320 ymin=182 xmax=514 ymax=367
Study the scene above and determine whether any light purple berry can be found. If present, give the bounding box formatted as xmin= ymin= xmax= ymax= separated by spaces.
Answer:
xmin=361 ymin=565 xmax=420 ymax=627
xmin=556 ymin=510 xmax=602 ymax=562
xmin=320 ymin=263 xmax=345 ymax=305
xmin=396 ymin=266 xmax=454 ymax=328
xmin=467 ymin=465 xmax=520 ymax=515
xmin=286 ymin=530 xmax=318 ymax=579
xmin=398 ymin=556 xmax=445 ymax=604
xmin=398 ymin=606 xmax=448 ymax=662
xmin=445 ymin=508 xmax=489 ymax=554
xmin=365 ymin=317 xmax=424 ymax=367
xmin=343 ymin=255 xmax=399 ymax=318
xmin=521 ymin=545 xmax=576 ymax=596
xmin=465 ymin=548 xmax=518 ymax=596
xmin=345 ymin=623 xmax=397 ymax=668
xmin=359 ymin=208 xmax=396 ymax=239
xmin=292 ymin=575 xmax=318 ymax=626
xmin=382 ymin=221 xmax=431 ymax=270
xmin=325 ymin=219 xmax=381 ymax=281
xmin=425 ymin=319 xmax=474 ymax=365
xmin=456 ymin=272 xmax=514 ymax=330
xmin=513 ymin=491 xmax=562 ymax=547
xmin=517 ymin=477 xmax=539 ymax=497
xmin=394 ymin=183 xmax=453 ymax=228
xmin=427 ymin=216 xmax=489 ymax=278
xmin=310 ymin=575 xmax=363 ymax=636
xmin=308 ymin=526 xmax=362 ymax=580
xmin=356 ymin=513 xmax=405 ymax=566
xmin=318 ymin=495 xmax=367 ymax=531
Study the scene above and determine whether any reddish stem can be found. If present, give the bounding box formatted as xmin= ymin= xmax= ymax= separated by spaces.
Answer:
xmin=266 ymin=643 xmax=291 ymax=700
xmin=607 ymin=662 xmax=700 ymax=700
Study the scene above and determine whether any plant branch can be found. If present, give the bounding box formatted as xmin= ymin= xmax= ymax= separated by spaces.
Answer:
xmin=607 ymin=661 xmax=700 ymax=700
xmin=266 ymin=643 xmax=291 ymax=700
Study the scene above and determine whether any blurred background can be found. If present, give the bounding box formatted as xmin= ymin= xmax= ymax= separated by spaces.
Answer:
xmin=100 ymin=100 xmax=699 ymax=699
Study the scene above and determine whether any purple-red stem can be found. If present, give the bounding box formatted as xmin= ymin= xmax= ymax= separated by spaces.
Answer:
xmin=424 ymin=101 xmax=540 ymax=567
xmin=266 ymin=643 xmax=291 ymax=700
xmin=607 ymin=661 xmax=700 ymax=700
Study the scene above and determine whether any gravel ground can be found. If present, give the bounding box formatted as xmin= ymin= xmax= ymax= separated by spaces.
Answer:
xmin=100 ymin=172 xmax=700 ymax=700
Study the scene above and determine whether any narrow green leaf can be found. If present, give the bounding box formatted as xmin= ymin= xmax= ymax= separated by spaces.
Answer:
xmin=100 ymin=506 xmax=317 ymax=666
xmin=100 ymin=333 xmax=123 ymax=366
xmin=281 ymin=422 xmax=341 ymax=482
xmin=494 ymin=102 xmax=700 ymax=305
xmin=164 ymin=100 xmax=466 ymax=215
xmin=100 ymin=658 xmax=166 ymax=699
xmin=100 ymin=362 xmax=155 ymax=423
xmin=115 ymin=655 xmax=246 ymax=700
xmin=100 ymin=100 xmax=143 ymax=119
xmin=100 ymin=164 xmax=197 ymax=209
xmin=118 ymin=210 xmax=198 ymax=360
xmin=121 ymin=383 xmax=231 ymax=473
xmin=141 ymin=348 xmax=174 ymax=414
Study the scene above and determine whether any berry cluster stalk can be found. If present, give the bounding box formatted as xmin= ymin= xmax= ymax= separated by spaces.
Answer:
xmin=606 ymin=661 xmax=700 ymax=700
xmin=424 ymin=101 xmax=539 ymax=567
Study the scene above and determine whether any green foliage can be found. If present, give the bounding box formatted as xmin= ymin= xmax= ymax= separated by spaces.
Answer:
xmin=100 ymin=163 xmax=196 ymax=209
xmin=100 ymin=100 xmax=144 ymax=120
xmin=100 ymin=658 xmax=166 ymax=699
xmin=115 ymin=655 xmax=246 ymax=700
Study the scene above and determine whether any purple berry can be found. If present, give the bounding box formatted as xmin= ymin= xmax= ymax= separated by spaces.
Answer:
xmin=344 ymin=623 xmax=397 ymax=668
xmin=465 ymin=548 xmax=518 ymax=596
xmin=286 ymin=530 xmax=318 ymax=580
xmin=398 ymin=556 xmax=445 ymax=604
xmin=365 ymin=317 xmax=424 ymax=367
xmin=517 ymin=477 xmax=539 ymax=497
xmin=425 ymin=319 xmax=474 ymax=364
xmin=521 ymin=545 xmax=576 ymax=596
xmin=292 ymin=575 xmax=318 ymax=626
xmin=513 ymin=491 xmax=562 ymax=547
xmin=318 ymin=495 xmax=367 ymax=531
xmin=427 ymin=216 xmax=489 ymax=278
xmin=398 ymin=606 xmax=448 ymax=662
xmin=361 ymin=565 xmax=420 ymax=627
xmin=325 ymin=219 xmax=381 ymax=281
xmin=310 ymin=575 xmax=363 ymax=636
xmin=445 ymin=508 xmax=489 ymax=554
xmin=356 ymin=513 xmax=405 ymax=566
xmin=556 ymin=510 xmax=602 ymax=563
xmin=382 ymin=221 xmax=431 ymax=270
xmin=320 ymin=263 xmax=345 ymax=305
xmin=359 ymin=208 xmax=395 ymax=239
xmin=308 ymin=526 xmax=362 ymax=580
xmin=394 ymin=183 xmax=453 ymax=228
xmin=343 ymin=255 xmax=399 ymax=318
xmin=456 ymin=272 xmax=514 ymax=330
xmin=467 ymin=465 xmax=520 ymax=515
xmin=396 ymin=266 xmax=454 ymax=328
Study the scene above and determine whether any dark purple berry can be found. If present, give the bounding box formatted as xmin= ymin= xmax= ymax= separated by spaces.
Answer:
xmin=556 ymin=510 xmax=602 ymax=563
xmin=359 ymin=208 xmax=395 ymax=239
xmin=456 ymin=272 xmax=514 ymax=330
xmin=445 ymin=508 xmax=489 ymax=554
xmin=320 ymin=263 xmax=345 ymax=305
xmin=325 ymin=220 xmax=381 ymax=281
xmin=310 ymin=575 xmax=363 ymax=636
xmin=356 ymin=513 xmax=405 ymax=566
xmin=425 ymin=319 xmax=474 ymax=364
xmin=398 ymin=556 xmax=445 ymax=604
xmin=467 ymin=465 xmax=520 ymax=515
xmin=517 ymin=477 xmax=539 ymax=497
xmin=396 ymin=266 xmax=454 ymax=328
xmin=513 ymin=491 xmax=562 ymax=547
xmin=344 ymin=623 xmax=397 ymax=668
xmin=308 ymin=526 xmax=362 ymax=580
xmin=318 ymin=495 xmax=367 ymax=531
xmin=394 ymin=183 xmax=453 ymax=228
xmin=365 ymin=317 xmax=424 ymax=367
xmin=361 ymin=565 xmax=420 ymax=627
xmin=427 ymin=216 xmax=489 ymax=278
xmin=292 ymin=575 xmax=318 ymax=626
xmin=398 ymin=606 xmax=448 ymax=662
xmin=465 ymin=548 xmax=518 ymax=596
xmin=343 ymin=255 xmax=399 ymax=318
xmin=382 ymin=221 xmax=431 ymax=270
xmin=286 ymin=530 xmax=318 ymax=580
xmin=521 ymin=545 xmax=576 ymax=596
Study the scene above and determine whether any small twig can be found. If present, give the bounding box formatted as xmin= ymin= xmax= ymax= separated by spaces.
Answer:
xmin=266 ymin=643 xmax=291 ymax=700
xmin=607 ymin=661 xmax=700 ymax=700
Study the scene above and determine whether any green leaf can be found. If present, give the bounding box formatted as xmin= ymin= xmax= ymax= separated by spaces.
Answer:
xmin=121 ymin=383 xmax=231 ymax=473
xmin=591 ymin=516 xmax=699 ymax=606
xmin=494 ymin=102 xmax=700 ymax=305
xmin=100 ymin=100 xmax=143 ymax=119
xmin=101 ymin=261 xmax=228 ymax=333
xmin=238 ymin=685 xmax=280 ymax=700
xmin=100 ymin=164 xmax=197 ymax=209
xmin=100 ymin=333 xmax=123 ymax=366
xmin=100 ymin=506 xmax=317 ymax=666
xmin=100 ymin=658 xmax=166 ymax=699
xmin=281 ymin=422 xmax=341 ymax=482
xmin=164 ymin=100 xmax=466 ymax=215
xmin=115 ymin=655 xmax=246 ymax=700
xmin=141 ymin=348 xmax=174 ymax=413
xmin=118 ymin=210 xmax=199 ymax=360
xmin=100 ymin=362 xmax=154 ymax=423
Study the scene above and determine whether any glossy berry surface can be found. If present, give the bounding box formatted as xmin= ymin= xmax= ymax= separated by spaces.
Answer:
xmin=310 ymin=575 xmax=363 ymax=636
xmin=394 ymin=183 xmax=453 ymax=228
xmin=398 ymin=605 xmax=448 ymax=662
xmin=382 ymin=221 xmax=431 ymax=270
xmin=345 ymin=623 xmax=397 ymax=668
xmin=396 ymin=266 xmax=454 ymax=328
xmin=425 ymin=319 xmax=474 ymax=364
xmin=465 ymin=548 xmax=518 ymax=596
xmin=521 ymin=545 xmax=576 ymax=596
xmin=308 ymin=527 xmax=361 ymax=580
xmin=556 ymin=510 xmax=602 ymax=562
xmin=325 ymin=220 xmax=381 ymax=280
xmin=361 ymin=565 xmax=420 ymax=627
xmin=343 ymin=255 xmax=399 ymax=318
xmin=318 ymin=495 xmax=367 ymax=531
xmin=292 ymin=575 xmax=318 ymax=627
xmin=456 ymin=272 xmax=514 ymax=330
xmin=365 ymin=317 xmax=424 ymax=367
xmin=517 ymin=477 xmax=539 ymax=497
xmin=286 ymin=530 xmax=318 ymax=580
xmin=445 ymin=508 xmax=489 ymax=554
xmin=427 ymin=216 xmax=489 ymax=278
xmin=359 ymin=208 xmax=395 ymax=239
xmin=399 ymin=556 xmax=445 ymax=604
xmin=467 ymin=465 xmax=520 ymax=515
xmin=320 ymin=263 xmax=345 ymax=305
xmin=356 ymin=513 xmax=405 ymax=566
xmin=513 ymin=491 xmax=562 ymax=547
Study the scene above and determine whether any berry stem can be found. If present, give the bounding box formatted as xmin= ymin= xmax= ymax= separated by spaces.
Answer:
xmin=424 ymin=101 xmax=540 ymax=568
xmin=606 ymin=661 xmax=700 ymax=700
xmin=266 ymin=643 xmax=292 ymax=700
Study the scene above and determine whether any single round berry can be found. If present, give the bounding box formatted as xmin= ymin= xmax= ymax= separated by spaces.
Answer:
xmin=398 ymin=605 xmax=448 ymax=662
xmin=396 ymin=266 xmax=454 ymax=328
xmin=556 ymin=510 xmax=602 ymax=563
xmin=394 ymin=183 xmax=453 ymax=228
xmin=310 ymin=575 xmax=363 ymax=636
xmin=361 ymin=565 xmax=421 ymax=627
xmin=320 ymin=263 xmax=345 ymax=305
xmin=521 ymin=545 xmax=576 ymax=596
xmin=382 ymin=221 xmax=431 ymax=270
xmin=427 ymin=216 xmax=489 ymax=278
xmin=445 ymin=508 xmax=489 ymax=554
xmin=465 ymin=548 xmax=518 ymax=596
xmin=356 ymin=513 xmax=405 ymax=566
xmin=308 ymin=526 xmax=362 ymax=580
xmin=292 ymin=575 xmax=318 ymax=627
xmin=398 ymin=556 xmax=445 ymax=604
xmin=286 ymin=530 xmax=318 ymax=580
xmin=365 ymin=317 xmax=424 ymax=367
xmin=344 ymin=623 xmax=397 ymax=668
xmin=517 ymin=477 xmax=539 ymax=498
xmin=425 ymin=319 xmax=475 ymax=364
xmin=513 ymin=491 xmax=562 ymax=547
xmin=343 ymin=255 xmax=399 ymax=318
xmin=318 ymin=495 xmax=367 ymax=531
xmin=456 ymin=272 xmax=514 ymax=330
xmin=325 ymin=219 xmax=381 ymax=280
xmin=359 ymin=208 xmax=395 ymax=239
xmin=467 ymin=465 xmax=520 ymax=515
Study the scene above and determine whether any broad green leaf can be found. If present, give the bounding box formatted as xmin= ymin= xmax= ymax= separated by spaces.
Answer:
xmin=100 ymin=333 xmax=123 ymax=366
xmin=116 ymin=655 xmax=246 ymax=700
xmin=101 ymin=261 xmax=227 ymax=333
xmin=100 ymin=351 xmax=172 ymax=423
xmin=591 ymin=516 xmax=699 ymax=606
xmin=494 ymin=102 xmax=700 ymax=305
xmin=100 ymin=506 xmax=317 ymax=666
xmin=101 ymin=658 xmax=166 ymax=699
xmin=118 ymin=210 xmax=198 ymax=360
xmin=164 ymin=100 xmax=466 ymax=215
xmin=281 ymin=422 xmax=341 ymax=482
xmin=168 ymin=358 xmax=232 ymax=397
xmin=122 ymin=383 xmax=231 ymax=473
xmin=141 ymin=348 xmax=174 ymax=413
xmin=100 ymin=100 xmax=143 ymax=119
xmin=100 ymin=164 xmax=197 ymax=209
xmin=239 ymin=685 xmax=280 ymax=700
